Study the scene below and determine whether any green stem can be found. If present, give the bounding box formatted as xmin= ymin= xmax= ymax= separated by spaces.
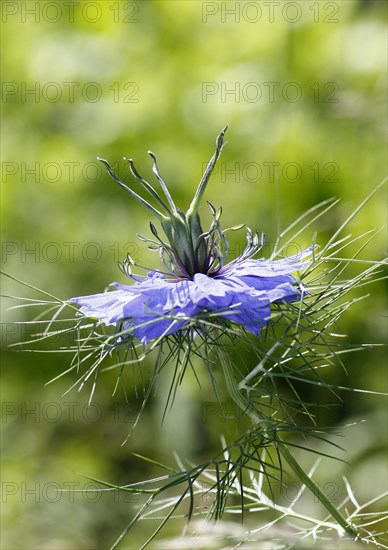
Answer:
xmin=216 ymin=345 xmax=358 ymax=539
xmin=277 ymin=443 xmax=358 ymax=538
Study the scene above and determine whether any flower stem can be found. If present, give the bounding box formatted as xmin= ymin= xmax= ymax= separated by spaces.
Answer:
xmin=216 ymin=344 xmax=359 ymax=539
xmin=276 ymin=442 xmax=358 ymax=538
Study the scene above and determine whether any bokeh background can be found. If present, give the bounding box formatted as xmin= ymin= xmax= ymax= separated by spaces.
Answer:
xmin=1 ymin=1 xmax=387 ymax=548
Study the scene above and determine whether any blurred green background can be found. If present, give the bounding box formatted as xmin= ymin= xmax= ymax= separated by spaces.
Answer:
xmin=1 ymin=1 xmax=387 ymax=548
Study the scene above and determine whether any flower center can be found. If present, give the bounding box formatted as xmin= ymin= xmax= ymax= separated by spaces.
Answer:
xmin=97 ymin=127 xmax=262 ymax=280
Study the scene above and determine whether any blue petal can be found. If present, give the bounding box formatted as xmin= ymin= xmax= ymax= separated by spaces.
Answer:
xmin=221 ymin=249 xmax=312 ymax=304
xmin=71 ymin=290 xmax=141 ymax=325
xmin=226 ymin=303 xmax=271 ymax=336
xmin=190 ymin=274 xmax=271 ymax=335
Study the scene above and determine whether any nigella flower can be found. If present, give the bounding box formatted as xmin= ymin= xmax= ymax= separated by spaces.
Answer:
xmin=71 ymin=127 xmax=312 ymax=345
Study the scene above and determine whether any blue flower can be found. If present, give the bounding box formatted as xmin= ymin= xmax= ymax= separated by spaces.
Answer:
xmin=71 ymin=247 xmax=312 ymax=346
xmin=70 ymin=128 xmax=312 ymax=345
